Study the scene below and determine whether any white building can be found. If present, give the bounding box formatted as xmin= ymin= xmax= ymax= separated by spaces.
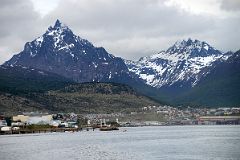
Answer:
xmin=12 ymin=114 xmax=53 ymax=125
xmin=0 ymin=120 xmax=7 ymax=127
xmin=27 ymin=115 xmax=53 ymax=124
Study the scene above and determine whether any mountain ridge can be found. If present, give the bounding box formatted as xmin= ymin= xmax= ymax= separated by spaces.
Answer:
xmin=126 ymin=38 xmax=232 ymax=90
xmin=2 ymin=20 xmax=239 ymax=108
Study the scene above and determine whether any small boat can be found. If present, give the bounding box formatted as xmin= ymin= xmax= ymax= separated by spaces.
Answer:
xmin=111 ymin=126 xmax=119 ymax=130
xmin=99 ymin=126 xmax=119 ymax=131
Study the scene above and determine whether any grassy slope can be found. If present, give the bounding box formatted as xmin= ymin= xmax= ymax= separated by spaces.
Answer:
xmin=0 ymin=70 xmax=160 ymax=114
xmin=32 ymin=83 xmax=160 ymax=113
xmin=0 ymin=93 xmax=48 ymax=116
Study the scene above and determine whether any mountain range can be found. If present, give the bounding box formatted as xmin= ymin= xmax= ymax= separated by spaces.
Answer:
xmin=2 ymin=20 xmax=240 ymax=108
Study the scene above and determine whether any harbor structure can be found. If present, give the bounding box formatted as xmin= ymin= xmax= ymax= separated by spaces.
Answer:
xmin=198 ymin=116 xmax=240 ymax=125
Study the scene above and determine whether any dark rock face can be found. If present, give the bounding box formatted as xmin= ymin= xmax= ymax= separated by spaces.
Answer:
xmin=4 ymin=20 xmax=129 ymax=83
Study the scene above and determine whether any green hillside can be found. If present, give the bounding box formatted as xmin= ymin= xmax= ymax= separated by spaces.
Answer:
xmin=30 ymin=83 xmax=159 ymax=114
xmin=0 ymin=66 xmax=160 ymax=114
xmin=0 ymin=66 xmax=74 ymax=95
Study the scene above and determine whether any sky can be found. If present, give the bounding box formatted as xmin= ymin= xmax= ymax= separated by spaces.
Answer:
xmin=0 ymin=0 xmax=240 ymax=64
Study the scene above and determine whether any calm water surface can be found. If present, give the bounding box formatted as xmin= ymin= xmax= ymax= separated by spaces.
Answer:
xmin=0 ymin=125 xmax=240 ymax=160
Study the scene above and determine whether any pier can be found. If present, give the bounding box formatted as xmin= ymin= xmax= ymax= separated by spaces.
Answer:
xmin=0 ymin=127 xmax=80 ymax=135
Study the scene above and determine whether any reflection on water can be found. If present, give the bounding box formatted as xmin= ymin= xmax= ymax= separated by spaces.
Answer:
xmin=0 ymin=125 xmax=240 ymax=160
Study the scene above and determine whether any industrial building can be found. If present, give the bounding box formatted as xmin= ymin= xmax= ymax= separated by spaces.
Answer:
xmin=198 ymin=116 xmax=240 ymax=125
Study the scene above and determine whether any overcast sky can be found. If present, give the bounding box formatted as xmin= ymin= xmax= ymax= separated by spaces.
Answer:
xmin=0 ymin=0 xmax=240 ymax=64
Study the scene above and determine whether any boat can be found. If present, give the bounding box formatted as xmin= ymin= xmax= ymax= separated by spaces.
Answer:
xmin=99 ymin=126 xmax=119 ymax=131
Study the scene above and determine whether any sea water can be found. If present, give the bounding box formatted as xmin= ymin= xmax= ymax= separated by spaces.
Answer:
xmin=0 ymin=125 xmax=240 ymax=160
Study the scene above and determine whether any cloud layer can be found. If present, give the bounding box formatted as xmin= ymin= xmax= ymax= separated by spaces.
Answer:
xmin=0 ymin=0 xmax=239 ymax=64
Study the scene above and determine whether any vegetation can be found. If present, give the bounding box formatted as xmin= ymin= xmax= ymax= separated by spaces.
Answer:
xmin=0 ymin=82 xmax=160 ymax=115
xmin=32 ymin=83 xmax=160 ymax=113
xmin=0 ymin=93 xmax=48 ymax=116
xmin=0 ymin=66 xmax=74 ymax=95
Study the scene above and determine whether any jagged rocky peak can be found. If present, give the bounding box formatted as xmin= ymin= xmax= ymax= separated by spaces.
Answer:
xmin=38 ymin=19 xmax=92 ymax=48
xmin=44 ymin=20 xmax=77 ymax=42
xmin=136 ymin=38 xmax=223 ymax=63
xmin=139 ymin=38 xmax=223 ymax=63
xmin=30 ymin=19 xmax=93 ymax=56
xmin=47 ymin=19 xmax=71 ymax=32
xmin=170 ymin=38 xmax=206 ymax=50
xmin=3 ymin=20 xmax=131 ymax=83
xmin=125 ymin=38 xmax=230 ymax=89
xmin=166 ymin=38 xmax=222 ymax=57
xmin=54 ymin=19 xmax=65 ymax=28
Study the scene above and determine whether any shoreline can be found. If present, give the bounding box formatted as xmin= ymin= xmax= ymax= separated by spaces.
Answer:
xmin=1 ymin=124 xmax=240 ymax=136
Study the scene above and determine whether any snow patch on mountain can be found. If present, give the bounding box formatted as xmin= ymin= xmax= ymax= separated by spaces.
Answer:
xmin=126 ymin=39 xmax=232 ymax=88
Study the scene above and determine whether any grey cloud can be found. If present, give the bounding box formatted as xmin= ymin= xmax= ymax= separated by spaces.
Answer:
xmin=0 ymin=0 xmax=41 ymax=38
xmin=220 ymin=0 xmax=240 ymax=11
xmin=45 ymin=0 xmax=218 ymax=59
xmin=0 ymin=0 xmax=44 ymax=64
xmin=49 ymin=0 xmax=213 ymax=35
xmin=0 ymin=0 xmax=239 ymax=64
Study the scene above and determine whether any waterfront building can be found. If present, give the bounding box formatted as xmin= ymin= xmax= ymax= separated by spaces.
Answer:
xmin=28 ymin=115 xmax=53 ymax=124
xmin=0 ymin=120 xmax=7 ymax=127
xmin=11 ymin=122 xmax=25 ymax=127
xmin=12 ymin=114 xmax=53 ymax=125
xmin=13 ymin=115 xmax=29 ymax=123
xmin=198 ymin=116 xmax=240 ymax=125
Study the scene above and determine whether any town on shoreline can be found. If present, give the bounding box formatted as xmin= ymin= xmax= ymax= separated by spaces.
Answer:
xmin=1 ymin=105 xmax=240 ymax=135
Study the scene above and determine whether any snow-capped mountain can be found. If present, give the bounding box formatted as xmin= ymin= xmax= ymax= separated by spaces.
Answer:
xmin=2 ymin=20 xmax=239 ymax=107
xmin=126 ymin=39 xmax=232 ymax=89
xmin=4 ymin=20 xmax=130 ymax=83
